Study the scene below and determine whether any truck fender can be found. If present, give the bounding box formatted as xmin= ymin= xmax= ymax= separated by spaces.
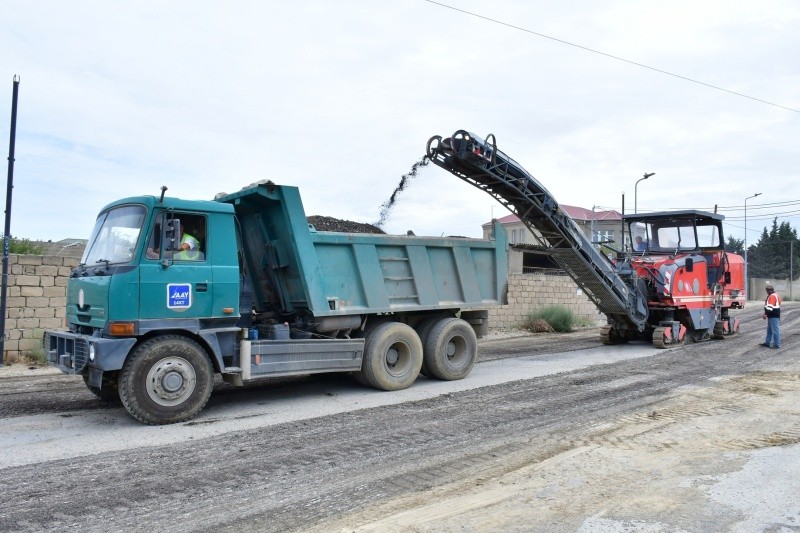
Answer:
xmin=198 ymin=327 xmax=242 ymax=372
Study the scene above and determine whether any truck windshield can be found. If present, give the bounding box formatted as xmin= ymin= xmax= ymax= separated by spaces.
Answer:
xmin=81 ymin=205 xmax=147 ymax=265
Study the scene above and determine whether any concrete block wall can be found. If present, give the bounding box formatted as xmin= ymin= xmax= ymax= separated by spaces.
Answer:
xmin=3 ymin=254 xmax=77 ymax=360
xmin=489 ymin=272 xmax=603 ymax=330
xmin=1 ymin=254 xmax=605 ymax=359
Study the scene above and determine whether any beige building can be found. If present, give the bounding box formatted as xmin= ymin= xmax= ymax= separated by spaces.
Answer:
xmin=482 ymin=205 xmax=623 ymax=274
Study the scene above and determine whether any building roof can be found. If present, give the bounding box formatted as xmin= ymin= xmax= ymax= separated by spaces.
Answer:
xmin=37 ymin=239 xmax=87 ymax=258
xmin=484 ymin=205 xmax=621 ymax=226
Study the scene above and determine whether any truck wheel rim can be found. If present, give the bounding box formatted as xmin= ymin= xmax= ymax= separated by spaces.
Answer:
xmin=384 ymin=342 xmax=409 ymax=375
xmin=146 ymin=356 xmax=197 ymax=406
xmin=446 ymin=335 xmax=466 ymax=363
xmin=446 ymin=340 xmax=457 ymax=358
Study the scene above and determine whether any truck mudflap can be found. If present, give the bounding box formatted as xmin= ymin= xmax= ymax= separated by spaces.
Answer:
xmin=44 ymin=331 xmax=137 ymax=374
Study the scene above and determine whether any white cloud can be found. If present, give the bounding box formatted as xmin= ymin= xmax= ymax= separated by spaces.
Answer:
xmin=0 ymin=0 xmax=798 ymax=243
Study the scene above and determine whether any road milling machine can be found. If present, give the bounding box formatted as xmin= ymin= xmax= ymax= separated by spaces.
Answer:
xmin=426 ymin=130 xmax=745 ymax=347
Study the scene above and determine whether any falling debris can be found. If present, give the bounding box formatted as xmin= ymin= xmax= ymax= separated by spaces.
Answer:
xmin=374 ymin=156 xmax=430 ymax=227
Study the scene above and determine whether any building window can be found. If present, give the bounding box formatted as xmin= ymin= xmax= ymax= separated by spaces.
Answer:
xmin=593 ymin=230 xmax=613 ymax=244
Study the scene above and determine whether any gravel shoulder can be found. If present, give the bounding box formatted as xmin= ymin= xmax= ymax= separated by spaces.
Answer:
xmin=1 ymin=303 xmax=798 ymax=532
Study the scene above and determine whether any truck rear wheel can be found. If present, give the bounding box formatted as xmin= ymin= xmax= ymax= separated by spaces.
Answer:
xmin=414 ymin=317 xmax=442 ymax=378
xmin=423 ymin=318 xmax=477 ymax=381
xmin=359 ymin=322 xmax=422 ymax=391
xmin=118 ymin=335 xmax=214 ymax=425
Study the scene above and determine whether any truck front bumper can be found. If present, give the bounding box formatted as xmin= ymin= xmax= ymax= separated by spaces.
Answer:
xmin=44 ymin=331 xmax=137 ymax=375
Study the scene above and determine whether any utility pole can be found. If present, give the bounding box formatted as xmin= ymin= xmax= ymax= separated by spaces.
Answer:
xmin=743 ymin=192 xmax=762 ymax=300
xmin=790 ymin=240 xmax=794 ymax=301
xmin=1 ymin=76 xmax=20 ymax=367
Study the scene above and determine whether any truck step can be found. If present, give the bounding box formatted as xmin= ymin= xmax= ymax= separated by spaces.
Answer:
xmin=223 ymin=366 xmax=243 ymax=374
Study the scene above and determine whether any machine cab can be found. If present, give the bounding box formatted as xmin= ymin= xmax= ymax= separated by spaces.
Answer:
xmin=625 ymin=210 xmax=726 ymax=255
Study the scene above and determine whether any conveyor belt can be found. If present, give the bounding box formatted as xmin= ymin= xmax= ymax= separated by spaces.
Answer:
xmin=427 ymin=130 xmax=648 ymax=331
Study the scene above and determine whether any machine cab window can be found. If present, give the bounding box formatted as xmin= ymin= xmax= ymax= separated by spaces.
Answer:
xmin=626 ymin=211 xmax=725 ymax=255
xmin=146 ymin=212 xmax=207 ymax=261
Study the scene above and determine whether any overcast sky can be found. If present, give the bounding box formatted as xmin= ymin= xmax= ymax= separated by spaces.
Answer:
xmin=2 ymin=1 xmax=798 ymax=247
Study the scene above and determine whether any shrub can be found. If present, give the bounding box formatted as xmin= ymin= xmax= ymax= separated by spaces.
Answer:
xmin=0 ymin=235 xmax=46 ymax=255
xmin=2 ymin=347 xmax=47 ymax=367
xmin=526 ymin=317 xmax=555 ymax=333
xmin=528 ymin=305 xmax=574 ymax=333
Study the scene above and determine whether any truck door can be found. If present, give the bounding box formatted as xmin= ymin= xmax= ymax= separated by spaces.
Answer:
xmin=139 ymin=211 xmax=214 ymax=321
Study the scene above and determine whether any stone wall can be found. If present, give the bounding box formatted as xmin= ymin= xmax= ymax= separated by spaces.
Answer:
xmin=489 ymin=272 xmax=604 ymax=330
xmin=3 ymin=254 xmax=76 ymax=360
xmin=1 ymin=254 xmax=605 ymax=360
xmin=749 ymin=277 xmax=799 ymax=302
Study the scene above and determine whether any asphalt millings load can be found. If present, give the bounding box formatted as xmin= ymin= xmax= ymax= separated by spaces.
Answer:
xmin=307 ymin=215 xmax=385 ymax=234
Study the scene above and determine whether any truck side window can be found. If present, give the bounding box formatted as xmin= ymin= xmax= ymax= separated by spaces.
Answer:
xmin=175 ymin=215 xmax=206 ymax=261
xmin=146 ymin=213 xmax=207 ymax=261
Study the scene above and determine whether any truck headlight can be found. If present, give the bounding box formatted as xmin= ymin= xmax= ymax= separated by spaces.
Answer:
xmin=89 ymin=343 xmax=96 ymax=362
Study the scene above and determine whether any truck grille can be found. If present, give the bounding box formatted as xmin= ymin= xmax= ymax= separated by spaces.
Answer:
xmin=45 ymin=332 xmax=90 ymax=373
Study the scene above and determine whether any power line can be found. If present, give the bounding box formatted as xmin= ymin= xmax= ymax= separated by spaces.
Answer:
xmin=715 ymin=199 xmax=800 ymax=212
xmin=633 ymin=200 xmax=800 ymax=215
xmin=424 ymin=0 xmax=800 ymax=114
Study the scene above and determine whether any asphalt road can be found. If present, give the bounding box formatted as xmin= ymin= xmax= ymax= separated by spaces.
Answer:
xmin=0 ymin=304 xmax=798 ymax=532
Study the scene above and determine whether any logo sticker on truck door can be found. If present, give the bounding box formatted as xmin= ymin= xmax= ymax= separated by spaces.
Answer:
xmin=167 ymin=283 xmax=192 ymax=310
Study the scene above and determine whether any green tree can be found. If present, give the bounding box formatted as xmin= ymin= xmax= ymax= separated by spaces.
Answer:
xmin=1 ymin=235 xmax=46 ymax=255
xmin=725 ymin=235 xmax=744 ymax=255
xmin=747 ymin=218 xmax=800 ymax=281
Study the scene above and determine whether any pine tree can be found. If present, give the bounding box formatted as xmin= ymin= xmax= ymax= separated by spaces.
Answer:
xmin=747 ymin=218 xmax=800 ymax=280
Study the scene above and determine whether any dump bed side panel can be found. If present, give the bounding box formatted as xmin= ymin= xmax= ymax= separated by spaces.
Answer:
xmin=310 ymin=229 xmax=507 ymax=316
xmin=217 ymin=183 xmax=507 ymax=318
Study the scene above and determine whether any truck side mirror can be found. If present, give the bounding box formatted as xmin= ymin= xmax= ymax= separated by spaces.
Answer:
xmin=724 ymin=271 xmax=731 ymax=284
xmin=164 ymin=217 xmax=181 ymax=251
xmin=685 ymin=257 xmax=694 ymax=272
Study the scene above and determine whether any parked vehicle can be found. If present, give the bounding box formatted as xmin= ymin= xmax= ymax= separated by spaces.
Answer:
xmin=45 ymin=182 xmax=508 ymax=424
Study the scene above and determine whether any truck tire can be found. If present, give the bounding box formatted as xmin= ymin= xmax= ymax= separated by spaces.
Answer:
xmin=118 ymin=335 xmax=214 ymax=425
xmin=83 ymin=373 xmax=120 ymax=403
xmin=414 ymin=317 xmax=442 ymax=378
xmin=351 ymin=317 xmax=391 ymax=386
xmin=359 ymin=322 xmax=422 ymax=391
xmin=423 ymin=318 xmax=477 ymax=381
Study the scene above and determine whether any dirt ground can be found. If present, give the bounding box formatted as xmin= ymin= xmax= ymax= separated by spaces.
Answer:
xmin=1 ymin=303 xmax=798 ymax=532
xmin=314 ymin=367 xmax=800 ymax=532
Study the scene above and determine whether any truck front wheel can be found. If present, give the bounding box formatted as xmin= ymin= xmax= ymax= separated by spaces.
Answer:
xmin=82 ymin=373 xmax=120 ymax=403
xmin=359 ymin=322 xmax=422 ymax=391
xmin=118 ymin=335 xmax=214 ymax=425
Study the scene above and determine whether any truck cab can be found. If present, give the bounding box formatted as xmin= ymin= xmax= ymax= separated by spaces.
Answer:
xmin=47 ymin=195 xmax=243 ymax=420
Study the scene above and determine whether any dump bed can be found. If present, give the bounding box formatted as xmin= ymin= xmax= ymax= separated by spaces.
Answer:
xmin=216 ymin=182 xmax=507 ymax=318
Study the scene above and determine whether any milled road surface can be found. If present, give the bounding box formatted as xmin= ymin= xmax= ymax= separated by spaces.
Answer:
xmin=1 ymin=304 xmax=798 ymax=532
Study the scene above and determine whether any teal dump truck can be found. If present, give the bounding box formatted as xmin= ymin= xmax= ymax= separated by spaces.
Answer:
xmin=45 ymin=182 xmax=507 ymax=424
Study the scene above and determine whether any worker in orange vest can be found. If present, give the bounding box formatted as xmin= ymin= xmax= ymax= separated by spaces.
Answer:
xmin=761 ymin=283 xmax=782 ymax=349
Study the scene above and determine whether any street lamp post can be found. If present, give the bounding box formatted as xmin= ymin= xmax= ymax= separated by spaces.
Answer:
xmin=635 ymin=172 xmax=655 ymax=214
xmin=744 ymin=192 xmax=762 ymax=300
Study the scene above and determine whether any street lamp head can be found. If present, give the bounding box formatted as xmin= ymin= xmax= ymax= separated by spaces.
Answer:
xmin=643 ymin=172 xmax=655 ymax=179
